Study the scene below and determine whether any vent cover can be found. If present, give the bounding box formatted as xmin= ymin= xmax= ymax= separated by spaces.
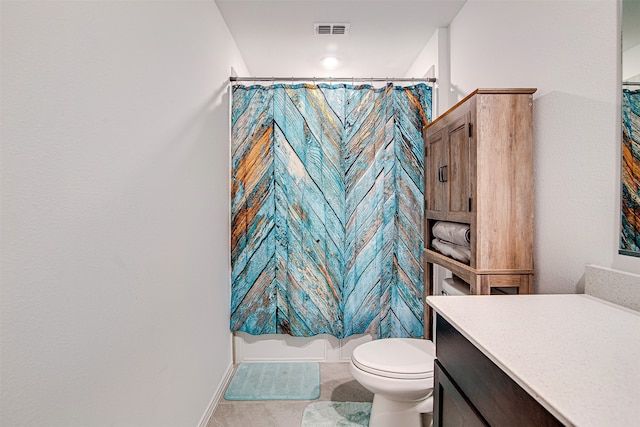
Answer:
xmin=314 ymin=23 xmax=350 ymax=35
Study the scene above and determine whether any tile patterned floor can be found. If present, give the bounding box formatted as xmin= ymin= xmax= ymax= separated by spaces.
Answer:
xmin=206 ymin=363 xmax=374 ymax=427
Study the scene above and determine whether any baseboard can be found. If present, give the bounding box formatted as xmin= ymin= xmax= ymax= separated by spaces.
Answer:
xmin=197 ymin=363 xmax=235 ymax=427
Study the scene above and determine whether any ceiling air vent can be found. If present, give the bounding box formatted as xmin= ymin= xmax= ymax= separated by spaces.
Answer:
xmin=314 ymin=23 xmax=350 ymax=35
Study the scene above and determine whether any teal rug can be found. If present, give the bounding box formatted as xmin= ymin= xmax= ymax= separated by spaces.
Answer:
xmin=301 ymin=401 xmax=372 ymax=426
xmin=224 ymin=362 xmax=320 ymax=400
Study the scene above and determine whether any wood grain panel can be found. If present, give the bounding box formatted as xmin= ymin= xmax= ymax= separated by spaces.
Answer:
xmin=475 ymin=93 xmax=534 ymax=270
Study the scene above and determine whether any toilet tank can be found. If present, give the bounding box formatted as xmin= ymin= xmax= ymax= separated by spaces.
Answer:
xmin=441 ymin=277 xmax=470 ymax=296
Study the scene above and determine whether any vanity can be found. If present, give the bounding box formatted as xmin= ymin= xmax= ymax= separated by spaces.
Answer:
xmin=426 ymin=294 xmax=640 ymax=426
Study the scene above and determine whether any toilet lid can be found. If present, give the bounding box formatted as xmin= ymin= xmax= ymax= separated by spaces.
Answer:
xmin=351 ymin=338 xmax=435 ymax=379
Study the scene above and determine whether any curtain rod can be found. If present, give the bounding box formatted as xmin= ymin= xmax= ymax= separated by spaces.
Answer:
xmin=623 ymin=81 xmax=640 ymax=86
xmin=229 ymin=76 xmax=436 ymax=83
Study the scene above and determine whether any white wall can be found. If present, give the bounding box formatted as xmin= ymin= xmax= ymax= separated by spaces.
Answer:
xmin=1 ymin=1 xmax=248 ymax=426
xmin=444 ymin=0 xmax=640 ymax=293
xmin=405 ymin=27 xmax=453 ymax=116
xmin=623 ymin=42 xmax=640 ymax=81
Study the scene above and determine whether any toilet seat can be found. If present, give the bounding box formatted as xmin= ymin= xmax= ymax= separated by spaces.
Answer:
xmin=351 ymin=338 xmax=435 ymax=380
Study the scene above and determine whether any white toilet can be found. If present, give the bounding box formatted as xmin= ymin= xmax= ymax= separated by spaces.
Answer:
xmin=349 ymin=338 xmax=435 ymax=427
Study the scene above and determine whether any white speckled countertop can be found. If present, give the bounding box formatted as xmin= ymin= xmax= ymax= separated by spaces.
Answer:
xmin=426 ymin=294 xmax=640 ymax=427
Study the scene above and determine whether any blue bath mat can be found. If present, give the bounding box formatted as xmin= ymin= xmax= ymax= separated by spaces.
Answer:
xmin=301 ymin=401 xmax=372 ymax=426
xmin=224 ymin=362 xmax=320 ymax=400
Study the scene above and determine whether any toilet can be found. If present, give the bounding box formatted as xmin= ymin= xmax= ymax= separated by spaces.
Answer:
xmin=349 ymin=338 xmax=435 ymax=427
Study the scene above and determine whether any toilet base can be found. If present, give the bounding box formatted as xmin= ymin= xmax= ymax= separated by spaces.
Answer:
xmin=368 ymin=393 xmax=433 ymax=427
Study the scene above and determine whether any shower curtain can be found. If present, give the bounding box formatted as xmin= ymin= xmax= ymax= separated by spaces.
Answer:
xmin=621 ymin=88 xmax=640 ymax=254
xmin=230 ymin=83 xmax=431 ymax=339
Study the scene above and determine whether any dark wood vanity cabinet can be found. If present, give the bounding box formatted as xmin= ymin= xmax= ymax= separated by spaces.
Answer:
xmin=433 ymin=314 xmax=563 ymax=427
xmin=434 ymin=361 xmax=487 ymax=426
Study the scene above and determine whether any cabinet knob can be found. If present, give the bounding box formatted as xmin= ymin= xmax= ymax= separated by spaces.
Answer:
xmin=438 ymin=165 xmax=448 ymax=183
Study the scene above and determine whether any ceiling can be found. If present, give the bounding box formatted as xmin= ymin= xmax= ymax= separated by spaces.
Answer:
xmin=214 ymin=0 xmax=467 ymax=79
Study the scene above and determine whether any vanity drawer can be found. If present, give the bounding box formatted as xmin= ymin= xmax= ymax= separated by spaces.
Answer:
xmin=434 ymin=314 xmax=562 ymax=427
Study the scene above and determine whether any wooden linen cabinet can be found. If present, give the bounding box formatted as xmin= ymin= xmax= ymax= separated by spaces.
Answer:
xmin=423 ymin=88 xmax=537 ymax=339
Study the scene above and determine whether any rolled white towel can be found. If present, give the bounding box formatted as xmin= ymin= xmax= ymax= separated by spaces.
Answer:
xmin=431 ymin=238 xmax=471 ymax=264
xmin=432 ymin=221 xmax=471 ymax=247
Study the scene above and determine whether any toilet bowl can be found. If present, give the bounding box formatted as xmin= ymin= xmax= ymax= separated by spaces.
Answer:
xmin=349 ymin=338 xmax=435 ymax=427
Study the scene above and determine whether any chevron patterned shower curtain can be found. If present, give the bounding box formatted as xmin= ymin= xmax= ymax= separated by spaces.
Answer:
xmin=230 ymin=83 xmax=431 ymax=339
xmin=621 ymin=88 xmax=640 ymax=254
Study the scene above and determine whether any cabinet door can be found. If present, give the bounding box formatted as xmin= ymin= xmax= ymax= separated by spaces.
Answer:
xmin=426 ymin=126 xmax=447 ymax=215
xmin=447 ymin=113 xmax=473 ymax=218
xmin=433 ymin=361 xmax=488 ymax=427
